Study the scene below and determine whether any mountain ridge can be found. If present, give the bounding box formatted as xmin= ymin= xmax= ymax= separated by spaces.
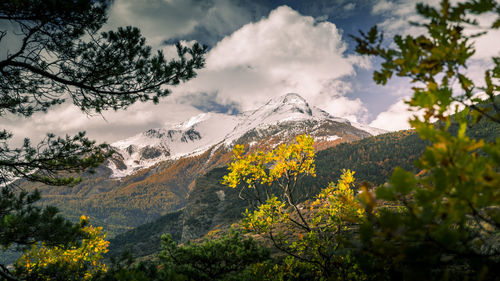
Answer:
xmin=107 ymin=117 xmax=500 ymax=259
xmin=20 ymin=93 xmax=385 ymax=238
xmin=108 ymin=93 xmax=385 ymax=178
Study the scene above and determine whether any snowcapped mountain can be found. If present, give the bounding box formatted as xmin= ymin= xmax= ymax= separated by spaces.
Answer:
xmin=109 ymin=113 xmax=239 ymax=178
xmin=351 ymin=121 xmax=388 ymax=136
xmin=108 ymin=93 xmax=385 ymax=178
xmin=20 ymin=93 xmax=387 ymax=238
xmin=222 ymin=93 xmax=349 ymax=145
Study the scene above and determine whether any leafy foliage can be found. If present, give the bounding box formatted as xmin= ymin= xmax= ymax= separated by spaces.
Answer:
xmin=351 ymin=0 xmax=500 ymax=279
xmin=0 ymin=131 xmax=111 ymax=187
xmin=0 ymin=0 xmax=206 ymax=116
xmin=103 ymin=125 xmax=483 ymax=261
xmin=3 ymin=0 xmax=499 ymax=280
xmin=242 ymin=170 xmax=367 ymax=280
xmin=0 ymin=188 xmax=82 ymax=251
xmin=92 ymin=252 xmax=162 ymax=281
xmin=14 ymin=216 xmax=109 ymax=281
xmin=223 ymin=135 xmax=367 ymax=279
xmin=159 ymin=230 xmax=270 ymax=281
xmin=218 ymin=2 xmax=500 ymax=277
xmin=223 ymin=134 xmax=316 ymax=206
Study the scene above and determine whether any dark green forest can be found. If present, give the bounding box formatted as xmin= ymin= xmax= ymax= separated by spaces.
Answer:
xmin=2 ymin=0 xmax=500 ymax=280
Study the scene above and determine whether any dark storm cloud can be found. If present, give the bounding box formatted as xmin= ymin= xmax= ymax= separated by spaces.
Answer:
xmin=161 ymin=1 xmax=270 ymax=46
xmin=158 ymin=0 xmax=379 ymax=47
xmin=177 ymin=92 xmax=241 ymax=115
xmin=107 ymin=0 xmax=271 ymax=47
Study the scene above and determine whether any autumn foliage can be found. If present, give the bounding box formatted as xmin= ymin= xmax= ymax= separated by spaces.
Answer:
xmin=15 ymin=216 xmax=109 ymax=280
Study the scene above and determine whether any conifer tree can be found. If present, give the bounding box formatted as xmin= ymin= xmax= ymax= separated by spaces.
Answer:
xmin=0 ymin=1 xmax=206 ymax=279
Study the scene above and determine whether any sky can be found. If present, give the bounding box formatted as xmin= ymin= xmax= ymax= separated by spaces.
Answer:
xmin=2 ymin=0 xmax=500 ymax=144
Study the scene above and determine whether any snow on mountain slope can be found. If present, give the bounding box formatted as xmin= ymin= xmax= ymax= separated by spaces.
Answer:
xmin=351 ymin=122 xmax=387 ymax=136
xmin=109 ymin=113 xmax=239 ymax=178
xmin=222 ymin=93 xmax=350 ymax=145
xmin=108 ymin=93 xmax=385 ymax=178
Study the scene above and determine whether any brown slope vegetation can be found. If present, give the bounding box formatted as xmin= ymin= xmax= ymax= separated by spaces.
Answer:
xmin=107 ymin=129 xmax=428 ymax=259
xmin=21 ymin=119 xmax=372 ymax=237
xmin=37 ymin=148 xmax=222 ymax=236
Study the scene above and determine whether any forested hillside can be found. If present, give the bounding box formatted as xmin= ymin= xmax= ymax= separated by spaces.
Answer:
xmin=107 ymin=131 xmax=421 ymax=259
xmin=106 ymin=129 xmax=424 ymax=258
xmin=316 ymin=117 xmax=500 ymax=186
xmin=108 ymin=116 xmax=500 ymax=260
xmin=19 ymin=101 xmax=372 ymax=238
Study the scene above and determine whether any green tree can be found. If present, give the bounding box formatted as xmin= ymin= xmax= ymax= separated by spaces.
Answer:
xmin=91 ymin=252 xmax=162 ymax=281
xmin=159 ymin=230 xmax=270 ymax=281
xmin=92 ymin=252 xmax=160 ymax=281
xmin=0 ymin=1 xmax=206 ymax=279
xmin=351 ymin=0 xmax=500 ymax=279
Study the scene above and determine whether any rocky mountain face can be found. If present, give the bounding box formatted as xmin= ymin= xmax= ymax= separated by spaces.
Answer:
xmin=107 ymin=93 xmax=383 ymax=178
xmin=26 ymin=93 xmax=384 ymax=237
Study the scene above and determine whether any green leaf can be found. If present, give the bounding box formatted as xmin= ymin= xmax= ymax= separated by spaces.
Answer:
xmin=389 ymin=167 xmax=417 ymax=195
xmin=375 ymin=185 xmax=396 ymax=201
xmin=433 ymin=167 xmax=448 ymax=192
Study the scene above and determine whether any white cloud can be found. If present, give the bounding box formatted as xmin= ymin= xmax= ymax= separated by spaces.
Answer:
xmin=466 ymin=12 xmax=500 ymax=60
xmin=323 ymin=95 xmax=366 ymax=123
xmin=369 ymin=99 xmax=414 ymax=131
xmin=0 ymin=98 xmax=202 ymax=145
xmin=175 ymin=5 xmax=371 ymax=119
xmin=371 ymin=0 xmax=433 ymax=38
xmin=344 ymin=3 xmax=356 ymax=11
xmin=1 ymin=5 xmax=372 ymax=145
xmin=372 ymin=0 xmax=395 ymax=14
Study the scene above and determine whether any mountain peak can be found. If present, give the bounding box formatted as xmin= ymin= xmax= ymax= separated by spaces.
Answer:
xmin=260 ymin=93 xmax=312 ymax=116
xmin=278 ymin=93 xmax=307 ymax=105
xmin=268 ymin=93 xmax=308 ymax=107
xmin=108 ymin=93 xmax=385 ymax=178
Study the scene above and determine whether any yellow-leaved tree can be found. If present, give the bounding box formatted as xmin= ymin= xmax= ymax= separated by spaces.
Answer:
xmin=14 ymin=215 xmax=109 ymax=281
xmin=222 ymin=134 xmax=367 ymax=280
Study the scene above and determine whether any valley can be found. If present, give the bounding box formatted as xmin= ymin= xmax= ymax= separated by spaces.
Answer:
xmin=20 ymin=93 xmax=383 ymax=237
xmin=19 ymin=92 xmax=499 ymax=262
xmin=108 ymin=111 xmax=500 ymax=259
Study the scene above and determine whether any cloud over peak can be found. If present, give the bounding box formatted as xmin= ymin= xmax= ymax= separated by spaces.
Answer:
xmin=177 ymin=5 xmax=371 ymax=121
